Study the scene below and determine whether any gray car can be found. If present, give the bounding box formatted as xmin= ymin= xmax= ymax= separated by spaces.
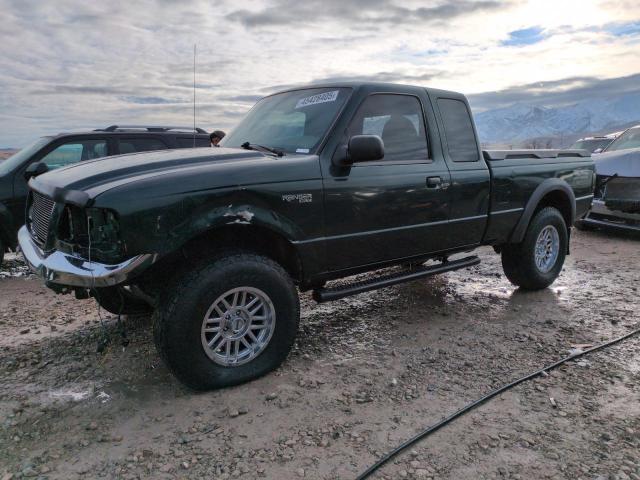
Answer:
xmin=578 ymin=125 xmax=640 ymax=232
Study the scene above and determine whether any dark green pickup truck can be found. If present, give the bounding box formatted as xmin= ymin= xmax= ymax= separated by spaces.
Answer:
xmin=19 ymin=82 xmax=595 ymax=390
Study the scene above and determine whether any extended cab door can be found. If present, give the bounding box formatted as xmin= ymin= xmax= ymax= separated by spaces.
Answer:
xmin=430 ymin=95 xmax=490 ymax=247
xmin=321 ymin=91 xmax=452 ymax=272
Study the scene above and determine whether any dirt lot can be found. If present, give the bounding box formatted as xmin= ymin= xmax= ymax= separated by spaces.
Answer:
xmin=0 ymin=229 xmax=639 ymax=480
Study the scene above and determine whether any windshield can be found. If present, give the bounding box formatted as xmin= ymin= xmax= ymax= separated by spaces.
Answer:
xmin=571 ymin=138 xmax=612 ymax=153
xmin=221 ymin=87 xmax=351 ymax=154
xmin=604 ymin=127 xmax=640 ymax=152
xmin=0 ymin=137 xmax=51 ymax=175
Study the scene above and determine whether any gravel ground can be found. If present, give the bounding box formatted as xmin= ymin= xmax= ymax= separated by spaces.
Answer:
xmin=0 ymin=229 xmax=639 ymax=480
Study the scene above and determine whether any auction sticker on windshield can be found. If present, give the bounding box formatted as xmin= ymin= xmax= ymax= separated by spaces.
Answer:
xmin=296 ymin=90 xmax=339 ymax=109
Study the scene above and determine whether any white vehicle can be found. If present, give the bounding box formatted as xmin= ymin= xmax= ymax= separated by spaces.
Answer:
xmin=570 ymin=133 xmax=618 ymax=154
xmin=578 ymin=125 xmax=640 ymax=232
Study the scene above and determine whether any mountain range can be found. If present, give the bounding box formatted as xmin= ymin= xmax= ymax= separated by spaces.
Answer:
xmin=473 ymin=93 xmax=640 ymax=146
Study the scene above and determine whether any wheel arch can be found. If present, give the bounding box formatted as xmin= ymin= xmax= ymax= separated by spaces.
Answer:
xmin=509 ymin=178 xmax=575 ymax=244
xmin=147 ymin=222 xmax=304 ymax=288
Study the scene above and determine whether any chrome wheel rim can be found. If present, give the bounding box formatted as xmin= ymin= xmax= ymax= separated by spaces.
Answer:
xmin=201 ymin=287 xmax=276 ymax=367
xmin=534 ymin=225 xmax=560 ymax=273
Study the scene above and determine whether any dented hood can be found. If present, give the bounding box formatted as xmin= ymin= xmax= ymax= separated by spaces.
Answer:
xmin=596 ymin=148 xmax=640 ymax=178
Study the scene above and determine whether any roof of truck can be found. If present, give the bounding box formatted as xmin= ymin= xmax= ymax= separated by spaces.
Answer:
xmin=270 ymin=81 xmax=465 ymax=100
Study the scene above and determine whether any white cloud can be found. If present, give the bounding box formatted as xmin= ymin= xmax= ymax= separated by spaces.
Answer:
xmin=0 ymin=0 xmax=639 ymax=146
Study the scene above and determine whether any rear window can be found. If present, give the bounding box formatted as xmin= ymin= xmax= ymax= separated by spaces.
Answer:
xmin=118 ymin=138 xmax=168 ymax=154
xmin=437 ymin=98 xmax=479 ymax=162
xmin=176 ymin=137 xmax=210 ymax=148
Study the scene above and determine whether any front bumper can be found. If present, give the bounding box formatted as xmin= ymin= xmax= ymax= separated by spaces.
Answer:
xmin=581 ymin=199 xmax=640 ymax=232
xmin=18 ymin=225 xmax=157 ymax=288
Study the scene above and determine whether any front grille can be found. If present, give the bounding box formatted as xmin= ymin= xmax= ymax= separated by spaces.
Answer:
xmin=30 ymin=192 xmax=56 ymax=246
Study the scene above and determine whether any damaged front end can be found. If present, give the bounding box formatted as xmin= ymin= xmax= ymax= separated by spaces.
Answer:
xmin=580 ymin=146 xmax=640 ymax=232
xmin=603 ymin=177 xmax=640 ymax=215
xmin=582 ymin=173 xmax=640 ymax=232
xmin=19 ymin=190 xmax=157 ymax=291
xmin=56 ymin=205 xmax=125 ymax=264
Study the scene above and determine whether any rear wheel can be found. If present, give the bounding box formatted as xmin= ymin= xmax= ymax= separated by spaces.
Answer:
xmin=153 ymin=253 xmax=299 ymax=390
xmin=93 ymin=286 xmax=154 ymax=315
xmin=501 ymin=207 xmax=568 ymax=290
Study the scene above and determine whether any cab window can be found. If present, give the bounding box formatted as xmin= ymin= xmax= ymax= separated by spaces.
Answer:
xmin=437 ymin=98 xmax=479 ymax=162
xmin=40 ymin=140 xmax=108 ymax=169
xmin=348 ymin=94 xmax=429 ymax=162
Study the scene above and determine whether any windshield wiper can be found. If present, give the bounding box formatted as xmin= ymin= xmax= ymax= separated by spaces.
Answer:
xmin=241 ymin=142 xmax=284 ymax=157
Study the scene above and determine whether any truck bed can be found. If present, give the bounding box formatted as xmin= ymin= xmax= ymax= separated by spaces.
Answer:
xmin=481 ymin=149 xmax=595 ymax=245
xmin=483 ymin=149 xmax=591 ymax=161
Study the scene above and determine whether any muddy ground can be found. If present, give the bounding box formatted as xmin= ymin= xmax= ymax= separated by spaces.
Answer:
xmin=0 ymin=229 xmax=639 ymax=480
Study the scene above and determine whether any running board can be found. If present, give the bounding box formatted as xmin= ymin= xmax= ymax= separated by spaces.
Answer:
xmin=312 ymin=255 xmax=481 ymax=303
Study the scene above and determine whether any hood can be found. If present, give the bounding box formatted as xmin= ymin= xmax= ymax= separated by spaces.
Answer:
xmin=595 ymin=147 xmax=640 ymax=177
xmin=29 ymin=147 xmax=320 ymax=207
xmin=29 ymin=147 xmax=267 ymax=205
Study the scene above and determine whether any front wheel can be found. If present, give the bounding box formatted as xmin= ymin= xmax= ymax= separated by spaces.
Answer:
xmin=153 ymin=253 xmax=300 ymax=390
xmin=501 ymin=207 xmax=568 ymax=290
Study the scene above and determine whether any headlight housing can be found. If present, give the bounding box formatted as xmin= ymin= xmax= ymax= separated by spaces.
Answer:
xmin=57 ymin=205 xmax=125 ymax=263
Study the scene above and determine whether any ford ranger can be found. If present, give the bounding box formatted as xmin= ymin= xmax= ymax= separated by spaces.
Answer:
xmin=18 ymin=83 xmax=595 ymax=390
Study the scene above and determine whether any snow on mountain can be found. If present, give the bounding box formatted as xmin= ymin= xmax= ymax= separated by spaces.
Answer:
xmin=473 ymin=93 xmax=640 ymax=144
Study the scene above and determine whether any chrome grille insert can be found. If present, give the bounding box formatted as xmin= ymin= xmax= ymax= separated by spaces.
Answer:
xmin=30 ymin=192 xmax=55 ymax=246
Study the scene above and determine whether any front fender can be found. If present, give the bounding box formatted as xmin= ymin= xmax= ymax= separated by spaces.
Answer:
xmin=182 ymin=202 xmax=305 ymax=245
xmin=510 ymin=178 xmax=575 ymax=243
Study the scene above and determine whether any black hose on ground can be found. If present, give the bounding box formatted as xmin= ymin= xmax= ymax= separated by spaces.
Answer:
xmin=356 ymin=326 xmax=640 ymax=480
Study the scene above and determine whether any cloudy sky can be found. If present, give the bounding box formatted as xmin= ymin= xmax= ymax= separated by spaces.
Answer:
xmin=1 ymin=0 xmax=639 ymax=147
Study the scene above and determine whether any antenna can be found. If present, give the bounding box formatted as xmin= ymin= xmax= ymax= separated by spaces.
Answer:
xmin=193 ymin=44 xmax=196 ymax=148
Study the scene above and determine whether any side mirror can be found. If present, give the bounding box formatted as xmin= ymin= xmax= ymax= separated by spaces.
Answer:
xmin=593 ymin=148 xmax=602 ymax=154
xmin=24 ymin=162 xmax=49 ymax=181
xmin=349 ymin=135 xmax=384 ymax=163
xmin=331 ymin=135 xmax=385 ymax=167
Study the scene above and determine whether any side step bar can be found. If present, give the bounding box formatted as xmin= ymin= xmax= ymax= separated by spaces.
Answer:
xmin=312 ymin=255 xmax=480 ymax=303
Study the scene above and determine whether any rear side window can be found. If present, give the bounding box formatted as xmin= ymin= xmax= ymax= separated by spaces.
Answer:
xmin=348 ymin=94 xmax=429 ymax=162
xmin=176 ymin=137 xmax=210 ymax=148
xmin=437 ymin=98 xmax=479 ymax=162
xmin=118 ymin=138 xmax=168 ymax=154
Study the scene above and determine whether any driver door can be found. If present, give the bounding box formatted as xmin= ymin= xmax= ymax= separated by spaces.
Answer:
xmin=322 ymin=93 xmax=452 ymax=272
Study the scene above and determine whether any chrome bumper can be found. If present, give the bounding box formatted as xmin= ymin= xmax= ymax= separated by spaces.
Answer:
xmin=18 ymin=226 xmax=157 ymax=288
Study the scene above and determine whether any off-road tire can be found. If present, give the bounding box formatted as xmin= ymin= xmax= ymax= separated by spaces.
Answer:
xmin=93 ymin=286 xmax=154 ymax=315
xmin=501 ymin=207 xmax=568 ymax=290
xmin=153 ymin=253 xmax=300 ymax=391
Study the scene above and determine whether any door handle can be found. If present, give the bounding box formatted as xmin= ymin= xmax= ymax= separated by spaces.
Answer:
xmin=426 ymin=176 xmax=442 ymax=188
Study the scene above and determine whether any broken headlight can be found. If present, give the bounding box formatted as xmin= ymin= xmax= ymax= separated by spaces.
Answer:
xmin=57 ymin=206 xmax=125 ymax=263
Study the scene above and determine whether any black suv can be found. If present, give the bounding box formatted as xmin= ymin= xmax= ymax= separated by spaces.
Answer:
xmin=0 ymin=126 xmax=210 ymax=264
